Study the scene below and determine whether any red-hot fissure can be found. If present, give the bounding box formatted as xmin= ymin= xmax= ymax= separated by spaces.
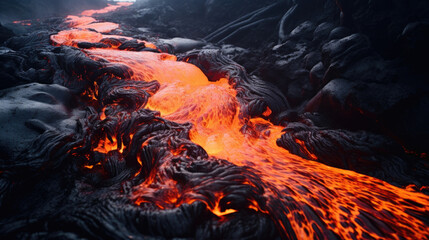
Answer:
xmin=51 ymin=3 xmax=429 ymax=239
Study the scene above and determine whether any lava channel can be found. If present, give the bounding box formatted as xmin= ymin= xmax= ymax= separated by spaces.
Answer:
xmin=42 ymin=2 xmax=429 ymax=240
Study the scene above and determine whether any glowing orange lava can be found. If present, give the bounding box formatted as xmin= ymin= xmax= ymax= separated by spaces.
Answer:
xmin=65 ymin=14 xmax=119 ymax=33
xmin=81 ymin=2 xmax=133 ymax=17
xmin=94 ymin=137 xmax=125 ymax=154
xmin=51 ymin=29 xmax=103 ymax=46
xmin=50 ymin=2 xmax=157 ymax=50
xmin=51 ymin=4 xmax=429 ymax=239
xmin=65 ymin=15 xmax=97 ymax=27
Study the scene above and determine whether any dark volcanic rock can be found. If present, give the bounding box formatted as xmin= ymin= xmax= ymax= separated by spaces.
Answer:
xmin=305 ymin=79 xmax=415 ymax=129
xmin=5 ymin=30 xmax=52 ymax=51
xmin=77 ymin=41 xmax=109 ymax=49
xmin=277 ymin=122 xmax=429 ymax=187
xmin=0 ymin=48 xmax=53 ymax=89
xmin=105 ymin=0 xmax=288 ymax=48
xmin=0 ymin=24 xmax=14 ymax=44
xmin=342 ymin=0 xmax=429 ymax=58
xmin=398 ymin=22 xmax=429 ymax=71
xmin=0 ymin=83 xmax=84 ymax=160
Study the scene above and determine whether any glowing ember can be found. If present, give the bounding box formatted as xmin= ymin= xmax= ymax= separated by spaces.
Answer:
xmin=49 ymin=4 xmax=429 ymax=239
xmin=13 ymin=20 xmax=32 ymax=26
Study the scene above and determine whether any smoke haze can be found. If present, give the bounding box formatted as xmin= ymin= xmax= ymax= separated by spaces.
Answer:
xmin=0 ymin=0 xmax=107 ymax=23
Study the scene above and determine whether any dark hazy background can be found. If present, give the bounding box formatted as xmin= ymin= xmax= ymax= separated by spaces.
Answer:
xmin=0 ymin=0 xmax=107 ymax=23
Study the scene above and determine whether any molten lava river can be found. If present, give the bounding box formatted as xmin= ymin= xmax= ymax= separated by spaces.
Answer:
xmin=39 ymin=2 xmax=429 ymax=239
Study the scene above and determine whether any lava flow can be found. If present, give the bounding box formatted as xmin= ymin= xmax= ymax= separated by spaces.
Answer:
xmin=45 ymin=2 xmax=429 ymax=240
xmin=81 ymin=2 xmax=133 ymax=17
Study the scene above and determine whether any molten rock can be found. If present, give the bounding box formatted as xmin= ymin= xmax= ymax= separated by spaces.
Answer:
xmin=1 ymin=1 xmax=429 ymax=240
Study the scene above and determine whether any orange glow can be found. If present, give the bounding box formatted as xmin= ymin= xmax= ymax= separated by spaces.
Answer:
xmin=51 ymin=29 xmax=156 ymax=50
xmin=211 ymin=204 xmax=238 ymax=217
xmin=80 ymin=22 xmax=120 ymax=33
xmin=94 ymin=137 xmax=125 ymax=154
xmin=65 ymin=15 xmax=119 ymax=33
xmin=13 ymin=20 xmax=32 ymax=26
xmin=51 ymin=6 xmax=429 ymax=239
xmin=144 ymin=42 xmax=158 ymax=50
xmin=83 ymin=45 xmax=429 ymax=238
xmin=95 ymin=49 xmax=429 ymax=239
xmin=81 ymin=2 xmax=133 ymax=17
xmin=262 ymin=106 xmax=272 ymax=117
xmin=295 ymin=139 xmax=318 ymax=160
xmin=65 ymin=15 xmax=96 ymax=27
xmin=100 ymin=108 xmax=106 ymax=120
xmin=52 ymin=5 xmax=158 ymax=51
xmin=50 ymin=29 xmax=103 ymax=47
